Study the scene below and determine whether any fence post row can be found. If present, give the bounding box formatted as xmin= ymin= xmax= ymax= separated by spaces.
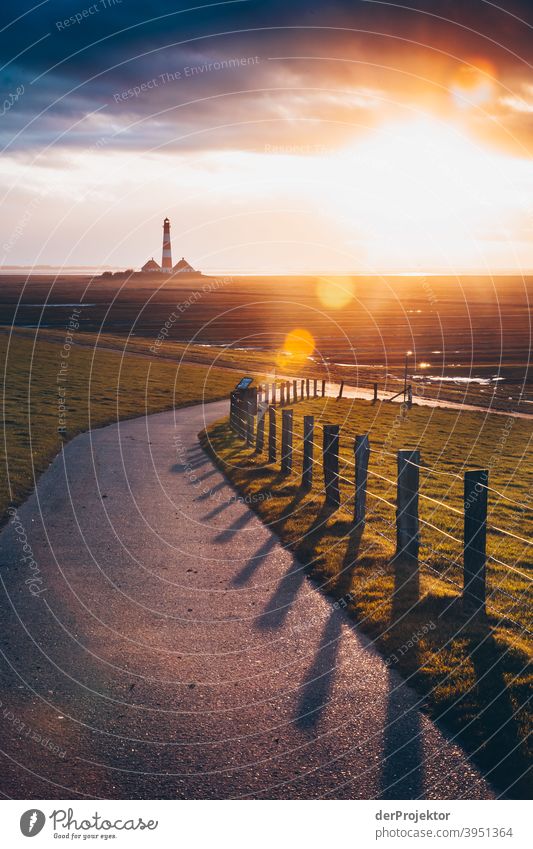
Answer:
xmin=302 ymin=415 xmax=314 ymax=490
xmin=281 ymin=409 xmax=293 ymax=474
xmin=396 ymin=449 xmax=420 ymax=598
xmin=228 ymin=390 xmax=497 ymax=620
xmin=463 ymin=469 xmax=488 ymax=616
xmin=323 ymin=425 xmax=340 ymax=507
xmin=354 ymin=434 xmax=370 ymax=527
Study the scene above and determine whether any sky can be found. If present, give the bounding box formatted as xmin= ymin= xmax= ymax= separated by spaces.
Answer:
xmin=1 ymin=0 xmax=533 ymax=273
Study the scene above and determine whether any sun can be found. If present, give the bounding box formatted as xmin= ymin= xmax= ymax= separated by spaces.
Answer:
xmin=322 ymin=116 xmax=525 ymax=270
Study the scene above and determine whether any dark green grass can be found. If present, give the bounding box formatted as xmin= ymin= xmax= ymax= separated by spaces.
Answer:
xmin=1 ymin=332 xmax=238 ymax=527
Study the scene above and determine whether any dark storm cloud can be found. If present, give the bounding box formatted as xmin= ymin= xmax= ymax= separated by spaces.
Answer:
xmin=1 ymin=0 xmax=533 ymax=154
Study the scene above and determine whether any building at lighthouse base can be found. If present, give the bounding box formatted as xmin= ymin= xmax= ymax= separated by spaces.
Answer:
xmin=140 ymin=256 xmax=199 ymax=275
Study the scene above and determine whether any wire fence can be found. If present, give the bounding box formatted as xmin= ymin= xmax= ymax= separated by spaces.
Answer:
xmin=228 ymin=379 xmax=533 ymax=638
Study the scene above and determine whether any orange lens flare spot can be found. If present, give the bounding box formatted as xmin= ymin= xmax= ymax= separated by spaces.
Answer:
xmin=276 ymin=328 xmax=315 ymax=370
xmin=316 ymin=276 xmax=355 ymax=309
xmin=450 ymin=58 xmax=497 ymax=109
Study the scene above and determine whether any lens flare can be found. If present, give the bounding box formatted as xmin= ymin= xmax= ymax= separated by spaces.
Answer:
xmin=316 ymin=276 xmax=355 ymax=309
xmin=276 ymin=328 xmax=315 ymax=370
xmin=450 ymin=58 xmax=496 ymax=109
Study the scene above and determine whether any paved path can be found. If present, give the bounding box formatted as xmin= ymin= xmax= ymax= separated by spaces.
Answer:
xmin=0 ymin=402 xmax=493 ymax=799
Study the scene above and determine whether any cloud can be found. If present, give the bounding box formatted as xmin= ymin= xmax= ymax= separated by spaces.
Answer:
xmin=1 ymin=0 xmax=533 ymax=157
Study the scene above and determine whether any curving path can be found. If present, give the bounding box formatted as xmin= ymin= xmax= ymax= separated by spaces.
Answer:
xmin=0 ymin=401 xmax=493 ymax=799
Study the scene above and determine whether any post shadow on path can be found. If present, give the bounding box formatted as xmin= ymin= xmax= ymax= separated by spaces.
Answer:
xmin=232 ymin=535 xmax=279 ymax=586
xmin=202 ymin=498 xmax=238 ymax=521
xmin=255 ymin=501 xmax=337 ymax=631
xmin=379 ymin=667 xmax=424 ymax=799
xmin=229 ymin=482 xmax=310 ymax=588
xmin=214 ymin=507 xmax=256 ymax=542
xmin=332 ymin=523 xmax=364 ymax=598
xmin=170 ymin=458 xmax=209 ymax=474
xmin=466 ymin=623 xmax=532 ymax=799
xmin=377 ymin=550 xmax=424 ymax=798
xmin=295 ymin=610 xmax=343 ymax=732
xmin=194 ymin=479 xmax=227 ymax=501
xmin=190 ymin=466 xmax=218 ymax=483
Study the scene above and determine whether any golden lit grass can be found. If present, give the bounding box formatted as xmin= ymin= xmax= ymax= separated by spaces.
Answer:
xmin=202 ymin=396 xmax=532 ymax=797
xmin=0 ymin=332 xmax=237 ymax=526
xmin=5 ymin=325 xmax=525 ymax=413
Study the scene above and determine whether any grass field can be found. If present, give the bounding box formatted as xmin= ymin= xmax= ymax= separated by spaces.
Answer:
xmin=202 ymin=395 xmax=532 ymax=797
xmin=2 ymin=270 xmax=533 ymax=413
xmin=0 ymin=332 xmax=238 ymax=528
xmin=4 ymin=325 xmax=531 ymax=415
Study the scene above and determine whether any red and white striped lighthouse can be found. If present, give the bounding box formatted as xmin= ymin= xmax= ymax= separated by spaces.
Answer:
xmin=161 ymin=217 xmax=172 ymax=273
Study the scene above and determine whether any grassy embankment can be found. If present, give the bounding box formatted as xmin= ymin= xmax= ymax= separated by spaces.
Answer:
xmin=5 ymin=326 xmax=526 ymax=413
xmin=0 ymin=332 xmax=238 ymax=527
xmin=202 ymin=396 xmax=532 ymax=797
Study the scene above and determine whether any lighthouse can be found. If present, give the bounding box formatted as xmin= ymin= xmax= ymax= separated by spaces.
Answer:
xmin=139 ymin=217 xmax=199 ymax=275
xmin=161 ymin=217 xmax=172 ymax=273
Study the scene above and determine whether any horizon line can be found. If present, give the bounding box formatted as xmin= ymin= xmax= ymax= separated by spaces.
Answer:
xmin=2 ymin=266 xmax=533 ymax=278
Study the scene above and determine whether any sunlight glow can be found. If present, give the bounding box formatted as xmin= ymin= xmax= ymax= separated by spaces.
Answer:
xmin=276 ymin=328 xmax=315 ymax=369
xmin=326 ymin=117 xmax=532 ymax=271
xmin=4 ymin=114 xmax=533 ymax=273
xmin=450 ymin=58 xmax=497 ymax=109
xmin=316 ymin=276 xmax=355 ymax=309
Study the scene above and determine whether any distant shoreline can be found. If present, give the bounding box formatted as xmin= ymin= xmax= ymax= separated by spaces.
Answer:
xmin=2 ymin=269 xmax=533 ymax=278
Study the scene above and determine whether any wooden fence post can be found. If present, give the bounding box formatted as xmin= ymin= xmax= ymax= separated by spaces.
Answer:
xmin=268 ymin=406 xmax=276 ymax=462
xmin=235 ymin=396 xmax=246 ymax=439
xmin=407 ymin=385 xmax=413 ymax=408
xmin=463 ymin=469 xmax=488 ymax=616
xmin=264 ymin=383 xmax=269 ymax=405
xmin=313 ymin=378 xmax=318 ymax=397
xmin=323 ymin=425 xmax=340 ymax=507
xmin=246 ymin=398 xmax=254 ymax=446
xmin=306 ymin=378 xmax=310 ymax=399
xmin=396 ymin=450 xmax=420 ymax=600
xmin=373 ymin=382 xmax=378 ymax=403
xmin=302 ymin=415 xmax=314 ymax=490
xmin=354 ymin=434 xmax=370 ymax=527
xmin=337 ymin=380 xmax=344 ymax=400
xmin=230 ymin=393 xmax=235 ymax=432
xmin=322 ymin=379 xmax=326 ymax=397
xmin=271 ymin=383 xmax=276 ymax=406
xmin=281 ymin=409 xmax=293 ymax=474
xmin=301 ymin=379 xmax=305 ymax=401
xmin=255 ymin=403 xmax=265 ymax=453
xmin=293 ymin=379 xmax=298 ymax=404
xmin=280 ymin=382 xmax=285 ymax=406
